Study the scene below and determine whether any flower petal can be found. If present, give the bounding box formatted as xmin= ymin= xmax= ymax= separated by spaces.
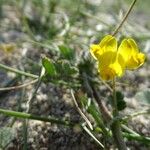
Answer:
xmin=98 ymin=61 xmax=123 ymax=80
xmin=109 ymin=62 xmax=124 ymax=77
xmin=118 ymin=38 xmax=145 ymax=69
xmin=99 ymin=35 xmax=117 ymax=54
xmin=126 ymin=52 xmax=146 ymax=70
xmin=90 ymin=35 xmax=117 ymax=60
xmin=99 ymin=35 xmax=113 ymax=48
xmin=99 ymin=51 xmax=117 ymax=68
xmin=90 ymin=44 xmax=101 ymax=60
xmin=118 ymin=39 xmax=133 ymax=63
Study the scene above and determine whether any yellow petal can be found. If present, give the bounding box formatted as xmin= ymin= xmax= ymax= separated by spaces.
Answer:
xmin=127 ymin=38 xmax=138 ymax=50
xmin=109 ymin=62 xmax=124 ymax=77
xmin=137 ymin=53 xmax=145 ymax=65
xmin=98 ymin=64 xmax=116 ymax=80
xmin=126 ymin=53 xmax=146 ymax=70
xmin=99 ymin=35 xmax=117 ymax=54
xmin=118 ymin=39 xmax=133 ymax=63
xmin=90 ymin=35 xmax=117 ymax=60
xmin=90 ymin=44 xmax=101 ymax=60
xmin=99 ymin=51 xmax=117 ymax=68
xmin=99 ymin=35 xmax=113 ymax=48
xmin=98 ymin=61 xmax=124 ymax=81
xmin=118 ymin=38 xmax=145 ymax=70
xmin=98 ymin=51 xmax=122 ymax=80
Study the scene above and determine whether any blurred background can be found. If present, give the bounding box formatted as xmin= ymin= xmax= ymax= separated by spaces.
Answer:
xmin=0 ymin=0 xmax=150 ymax=149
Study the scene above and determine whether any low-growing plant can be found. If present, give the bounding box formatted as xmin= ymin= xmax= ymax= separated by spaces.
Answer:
xmin=0 ymin=0 xmax=150 ymax=149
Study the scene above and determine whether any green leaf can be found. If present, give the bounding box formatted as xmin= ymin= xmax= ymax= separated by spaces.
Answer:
xmin=55 ymin=60 xmax=78 ymax=77
xmin=0 ymin=127 xmax=15 ymax=148
xmin=117 ymin=100 xmax=126 ymax=111
xmin=116 ymin=91 xmax=124 ymax=101
xmin=58 ymin=45 xmax=74 ymax=60
xmin=135 ymin=89 xmax=150 ymax=105
xmin=78 ymin=55 xmax=94 ymax=76
xmin=42 ymin=56 xmax=56 ymax=77
xmin=108 ymin=91 xmax=126 ymax=111
xmin=62 ymin=61 xmax=78 ymax=75
xmin=116 ymin=91 xmax=126 ymax=111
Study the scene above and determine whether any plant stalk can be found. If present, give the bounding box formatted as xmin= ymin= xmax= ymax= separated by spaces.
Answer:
xmin=0 ymin=108 xmax=73 ymax=127
xmin=111 ymin=78 xmax=127 ymax=150
xmin=112 ymin=0 xmax=137 ymax=36
xmin=0 ymin=63 xmax=38 ymax=79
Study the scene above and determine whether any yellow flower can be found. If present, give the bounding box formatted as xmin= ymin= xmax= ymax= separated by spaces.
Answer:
xmin=118 ymin=38 xmax=145 ymax=70
xmin=90 ymin=35 xmax=146 ymax=80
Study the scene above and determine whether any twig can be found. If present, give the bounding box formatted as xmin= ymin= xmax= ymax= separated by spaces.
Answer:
xmin=112 ymin=0 xmax=137 ymax=36
xmin=82 ymin=123 xmax=104 ymax=149
xmin=71 ymin=89 xmax=93 ymax=130
xmin=0 ymin=77 xmax=19 ymax=97
xmin=0 ymin=79 xmax=38 ymax=91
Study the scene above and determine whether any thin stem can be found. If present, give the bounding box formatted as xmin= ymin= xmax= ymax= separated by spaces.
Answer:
xmin=82 ymin=124 xmax=104 ymax=149
xmin=0 ymin=63 xmax=38 ymax=79
xmin=80 ymin=11 xmax=110 ymax=26
xmin=1 ymin=108 xmax=150 ymax=144
xmin=112 ymin=0 xmax=137 ymax=36
xmin=90 ymin=83 xmax=149 ymax=143
xmin=111 ymin=78 xmax=127 ymax=150
xmin=26 ymin=67 xmax=44 ymax=113
xmin=0 ymin=108 xmax=73 ymax=127
xmin=91 ymin=85 xmax=112 ymax=123
xmin=95 ymin=126 xmax=150 ymax=144
xmin=23 ymin=67 xmax=45 ymax=149
xmin=71 ymin=89 xmax=93 ymax=130
xmin=123 ymin=109 xmax=150 ymax=121
xmin=0 ymin=79 xmax=38 ymax=91
xmin=123 ymin=132 xmax=150 ymax=145
xmin=112 ymin=78 xmax=117 ymax=116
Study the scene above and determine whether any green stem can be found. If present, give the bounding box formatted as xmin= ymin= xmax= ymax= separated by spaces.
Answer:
xmin=0 ymin=63 xmax=38 ymax=79
xmin=95 ymin=126 xmax=150 ymax=145
xmin=112 ymin=0 xmax=137 ymax=36
xmin=111 ymin=78 xmax=127 ymax=150
xmin=1 ymin=108 xmax=150 ymax=145
xmin=0 ymin=108 xmax=73 ymax=127
xmin=25 ymin=68 xmax=44 ymax=113
xmin=123 ymin=132 xmax=150 ymax=145
xmin=123 ymin=109 xmax=150 ymax=121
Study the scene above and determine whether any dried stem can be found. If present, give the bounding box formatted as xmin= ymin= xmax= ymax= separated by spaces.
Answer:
xmin=112 ymin=0 xmax=137 ymax=36
xmin=0 ymin=79 xmax=38 ymax=91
